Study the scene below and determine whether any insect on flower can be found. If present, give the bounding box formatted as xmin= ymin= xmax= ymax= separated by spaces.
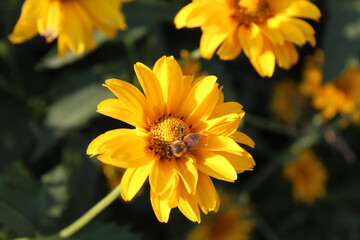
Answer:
xmin=166 ymin=123 xmax=201 ymax=158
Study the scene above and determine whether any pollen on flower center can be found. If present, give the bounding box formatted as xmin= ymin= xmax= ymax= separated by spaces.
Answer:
xmin=232 ymin=0 xmax=271 ymax=25
xmin=148 ymin=114 xmax=191 ymax=159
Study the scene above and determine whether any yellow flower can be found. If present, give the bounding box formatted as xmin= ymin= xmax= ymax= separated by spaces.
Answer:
xmin=9 ymin=0 xmax=127 ymax=57
xmin=299 ymin=48 xmax=324 ymax=96
xmin=312 ymin=65 xmax=360 ymax=121
xmin=102 ymin=164 xmax=125 ymax=191
xmin=270 ymin=78 xmax=305 ymax=125
xmin=174 ymin=0 xmax=321 ymax=77
xmin=284 ymin=149 xmax=328 ymax=205
xmin=187 ymin=195 xmax=255 ymax=240
xmin=87 ymin=56 xmax=255 ymax=223
xmin=312 ymin=83 xmax=346 ymax=120
xmin=179 ymin=49 xmax=203 ymax=77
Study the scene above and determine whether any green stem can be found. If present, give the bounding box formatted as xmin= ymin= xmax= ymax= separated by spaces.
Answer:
xmin=59 ymin=184 xmax=121 ymax=239
xmin=245 ymin=113 xmax=296 ymax=136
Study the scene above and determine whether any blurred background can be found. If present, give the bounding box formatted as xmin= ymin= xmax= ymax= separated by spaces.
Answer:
xmin=0 ymin=0 xmax=360 ymax=239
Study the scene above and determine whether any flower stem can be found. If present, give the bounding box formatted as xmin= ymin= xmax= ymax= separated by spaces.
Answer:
xmin=59 ymin=184 xmax=121 ymax=239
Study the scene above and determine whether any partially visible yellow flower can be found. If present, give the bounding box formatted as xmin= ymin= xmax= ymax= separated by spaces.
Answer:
xmin=87 ymin=56 xmax=255 ymax=223
xmin=312 ymin=65 xmax=360 ymax=121
xmin=351 ymin=109 xmax=360 ymax=126
xmin=179 ymin=49 xmax=203 ymax=77
xmin=312 ymin=84 xmax=346 ymax=120
xmin=299 ymin=49 xmax=324 ymax=96
xmin=174 ymin=0 xmax=321 ymax=77
xmin=284 ymin=149 xmax=328 ymax=205
xmin=187 ymin=195 xmax=255 ymax=240
xmin=102 ymin=164 xmax=124 ymax=191
xmin=9 ymin=0 xmax=128 ymax=57
xmin=270 ymin=78 xmax=305 ymax=125
xmin=334 ymin=66 xmax=360 ymax=113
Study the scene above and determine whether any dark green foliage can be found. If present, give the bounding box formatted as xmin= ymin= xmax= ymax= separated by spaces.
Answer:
xmin=0 ymin=0 xmax=359 ymax=240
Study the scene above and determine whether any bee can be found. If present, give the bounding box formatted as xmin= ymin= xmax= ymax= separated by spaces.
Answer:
xmin=166 ymin=133 xmax=201 ymax=158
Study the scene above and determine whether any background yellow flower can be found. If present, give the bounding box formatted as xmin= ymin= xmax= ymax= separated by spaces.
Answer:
xmin=311 ymin=65 xmax=360 ymax=121
xmin=187 ymin=194 xmax=255 ymax=240
xmin=299 ymin=48 xmax=324 ymax=96
xmin=284 ymin=149 xmax=328 ymax=205
xmin=270 ymin=78 xmax=306 ymax=125
xmin=175 ymin=0 xmax=321 ymax=77
xmin=9 ymin=0 xmax=127 ymax=56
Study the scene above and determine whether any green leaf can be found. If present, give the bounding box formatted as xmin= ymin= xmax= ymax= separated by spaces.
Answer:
xmin=0 ymin=203 xmax=35 ymax=237
xmin=31 ymin=83 xmax=112 ymax=161
xmin=0 ymin=162 xmax=39 ymax=238
xmin=322 ymin=0 xmax=360 ymax=81
xmin=0 ymin=101 xmax=33 ymax=165
xmin=36 ymin=165 xmax=70 ymax=225
xmin=0 ymin=162 xmax=39 ymax=219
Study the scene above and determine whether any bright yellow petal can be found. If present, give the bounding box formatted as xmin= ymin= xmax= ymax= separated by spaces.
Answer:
xmin=258 ymin=24 xmax=284 ymax=45
xmin=273 ymin=43 xmax=291 ymax=69
xmin=174 ymin=1 xmax=220 ymax=29
xmin=200 ymin=32 xmax=228 ymax=59
xmin=198 ymin=135 xmax=247 ymax=156
xmin=201 ymin=6 xmax=234 ymax=34
xmin=218 ymin=151 xmax=255 ymax=173
xmin=290 ymin=18 xmax=316 ymax=46
xmin=284 ymin=0 xmax=321 ymax=21
xmin=230 ymin=131 xmax=255 ymax=148
xmin=8 ymin=20 xmax=38 ymax=43
xmin=178 ymin=183 xmax=201 ymax=223
xmin=174 ymin=154 xmax=198 ymax=194
xmin=102 ymin=78 xmax=153 ymax=128
xmin=153 ymin=56 xmax=189 ymax=114
xmin=238 ymin=24 xmax=263 ymax=58
xmin=8 ymin=0 xmax=41 ymax=43
xmin=199 ymin=113 xmax=240 ymax=136
xmin=276 ymin=16 xmax=306 ymax=46
xmin=56 ymin=2 xmax=96 ymax=56
xmin=120 ymin=159 xmax=155 ymax=201
xmin=97 ymin=99 xmax=146 ymax=129
xmin=195 ymin=150 xmax=237 ymax=182
xmin=150 ymin=190 xmax=172 ymax=223
xmin=209 ymin=102 xmax=244 ymax=119
xmin=162 ymin=174 xmax=180 ymax=208
xmin=87 ymin=128 xmax=133 ymax=156
xmin=195 ymin=172 xmax=220 ymax=214
xmin=134 ymin=62 xmax=165 ymax=116
xmin=217 ymin=26 xmax=242 ymax=60
xmin=37 ymin=0 xmax=63 ymax=42
xmin=87 ymin=129 xmax=152 ymax=168
xmin=80 ymin=0 xmax=126 ymax=38
xmin=149 ymin=158 xmax=177 ymax=195
xmin=249 ymin=39 xmax=276 ymax=77
xmin=180 ymin=75 xmax=219 ymax=128
xmin=287 ymin=43 xmax=299 ymax=66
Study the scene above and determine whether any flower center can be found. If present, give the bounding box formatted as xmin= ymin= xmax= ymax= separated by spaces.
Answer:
xmin=148 ymin=114 xmax=191 ymax=159
xmin=232 ymin=0 xmax=272 ymax=26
